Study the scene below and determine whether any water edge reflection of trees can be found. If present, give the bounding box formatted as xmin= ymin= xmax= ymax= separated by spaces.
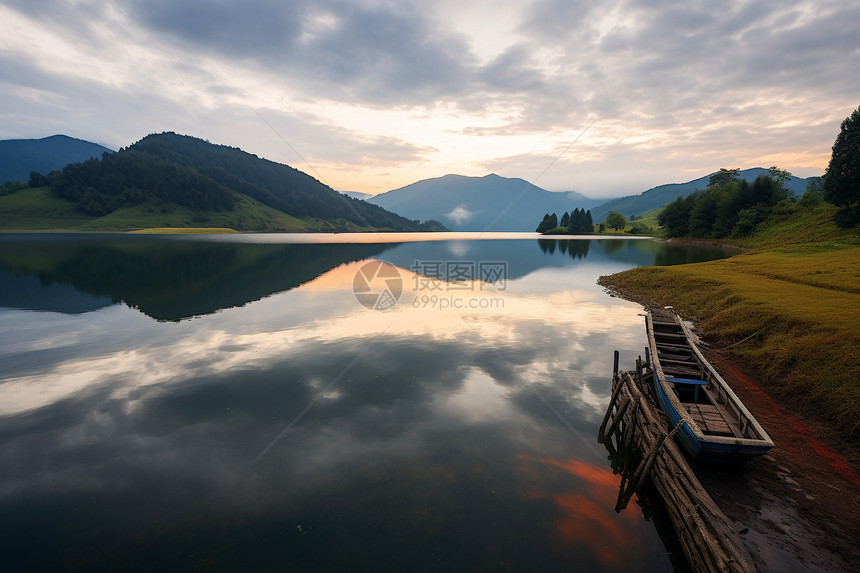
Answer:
xmin=538 ymin=239 xmax=591 ymax=259
xmin=0 ymin=238 xmax=393 ymax=321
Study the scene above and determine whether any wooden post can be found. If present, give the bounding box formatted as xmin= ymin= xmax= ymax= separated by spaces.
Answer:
xmin=598 ymin=371 xmax=626 ymax=444
xmin=613 ymin=350 xmax=620 ymax=375
xmin=620 ymin=395 xmax=641 ymax=473
xmin=629 ymin=419 xmax=685 ymax=493
xmin=603 ymin=395 xmax=630 ymax=441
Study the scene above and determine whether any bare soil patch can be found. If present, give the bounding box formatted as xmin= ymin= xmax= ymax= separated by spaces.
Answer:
xmin=692 ymin=351 xmax=860 ymax=572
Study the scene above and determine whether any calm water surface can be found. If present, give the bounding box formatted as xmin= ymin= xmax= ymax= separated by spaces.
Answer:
xmin=0 ymin=233 xmax=734 ymax=572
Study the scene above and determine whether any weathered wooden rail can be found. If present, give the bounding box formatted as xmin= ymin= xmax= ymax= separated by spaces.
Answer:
xmin=599 ymin=352 xmax=755 ymax=573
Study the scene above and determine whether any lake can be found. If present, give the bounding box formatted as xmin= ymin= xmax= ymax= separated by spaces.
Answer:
xmin=0 ymin=233 xmax=735 ymax=572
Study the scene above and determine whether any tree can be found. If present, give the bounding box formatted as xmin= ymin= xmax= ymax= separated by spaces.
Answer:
xmin=823 ymin=106 xmax=860 ymax=226
xmin=29 ymin=171 xmax=48 ymax=187
xmin=567 ymin=208 xmax=592 ymax=233
xmin=605 ymin=211 xmax=627 ymax=231
xmin=657 ymin=196 xmax=692 ymax=237
xmin=708 ymin=168 xmax=740 ymax=187
xmin=1 ymin=180 xmax=27 ymax=195
xmin=798 ymin=178 xmax=824 ymax=213
xmin=535 ymin=212 xmax=558 ymax=233
xmin=560 ymin=211 xmax=570 ymax=227
xmin=688 ymin=188 xmax=721 ymax=236
xmin=568 ymin=208 xmax=580 ymax=232
xmin=767 ymin=166 xmax=792 ymax=193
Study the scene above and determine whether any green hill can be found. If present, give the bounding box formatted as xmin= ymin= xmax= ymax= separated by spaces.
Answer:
xmin=590 ymin=168 xmax=812 ymax=223
xmin=0 ymin=186 xmax=320 ymax=232
xmin=1 ymin=133 xmax=446 ymax=232
xmin=129 ymin=133 xmax=443 ymax=231
xmin=600 ymin=205 xmax=860 ymax=446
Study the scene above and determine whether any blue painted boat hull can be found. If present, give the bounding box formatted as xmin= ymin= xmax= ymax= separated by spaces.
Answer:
xmin=652 ymin=369 xmax=772 ymax=462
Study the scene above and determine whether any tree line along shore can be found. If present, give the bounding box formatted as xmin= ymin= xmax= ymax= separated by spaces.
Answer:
xmin=602 ymin=106 xmax=860 ymax=460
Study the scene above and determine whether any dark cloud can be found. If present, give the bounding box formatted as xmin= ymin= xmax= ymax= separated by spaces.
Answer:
xmin=510 ymin=0 xmax=860 ymax=134
xmin=478 ymin=45 xmax=548 ymax=93
xmin=118 ymin=0 xmax=478 ymax=105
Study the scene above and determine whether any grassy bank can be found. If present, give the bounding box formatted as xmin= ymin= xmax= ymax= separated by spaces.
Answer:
xmin=0 ymin=186 xmax=408 ymax=233
xmin=128 ymin=227 xmax=240 ymax=234
xmin=600 ymin=206 xmax=860 ymax=446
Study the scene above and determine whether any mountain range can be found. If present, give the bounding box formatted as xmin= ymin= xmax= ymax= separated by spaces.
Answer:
xmin=368 ymin=173 xmax=603 ymax=231
xmin=1 ymin=133 xmax=818 ymax=233
xmin=367 ymin=169 xmax=815 ymax=230
xmin=0 ymin=135 xmax=113 ymax=184
xmin=589 ymin=168 xmax=812 ymax=223
xmin=0 ymin=133 xmax=445 ymax=232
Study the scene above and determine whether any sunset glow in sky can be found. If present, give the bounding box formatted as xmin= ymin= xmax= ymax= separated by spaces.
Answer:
xmin=2 ymin=0 xmax=858 ymax=197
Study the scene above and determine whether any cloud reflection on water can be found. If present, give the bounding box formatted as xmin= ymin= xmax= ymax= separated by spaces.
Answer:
xmin=0 ymin=238 xmax=674 ymax=571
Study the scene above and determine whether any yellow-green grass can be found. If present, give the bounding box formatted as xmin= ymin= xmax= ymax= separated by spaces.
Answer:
xmin=723 ymin=203 xmax=858 ymax=249
xmin=602 ymin=244 xmax=860 ymax=443
xmin=629 ymin=206 xmax=663 ymax=233
xmin=128 ymin=227 xmax=240 ymax=234
xmin=593 ymin=207 xmax=665 ymax=236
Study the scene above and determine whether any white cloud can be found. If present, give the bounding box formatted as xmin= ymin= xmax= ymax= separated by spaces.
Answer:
xmin=445 ymin=203 xmax=474 ymax=224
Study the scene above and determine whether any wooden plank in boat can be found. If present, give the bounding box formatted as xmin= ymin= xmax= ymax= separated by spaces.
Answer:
xmin=659 ymin=355 xmax=697 ymax=364
xmin=663 ymin=363 xmax=701 ymax=372
xmin=660 ymin=358 xmax=701 ymax=367
xmin=655 ymin=332 xmax=688 ymax=339
xmin=655 ymin=342 xmax=696 ymax=351
xmin=686 ymin=404 xmax=736 ymax=437
xmin=664 ymin=369 xmax=704 ymax=379
xmin=658 ymin=349 xmax=694 ymax=356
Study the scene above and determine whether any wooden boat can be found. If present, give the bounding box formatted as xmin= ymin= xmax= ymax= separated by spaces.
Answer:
xmin=645 ymin=308 xmax=774 ymax=462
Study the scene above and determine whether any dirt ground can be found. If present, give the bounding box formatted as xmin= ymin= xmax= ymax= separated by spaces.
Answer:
xmin=691 ymin=351 xmax=860 ymax=572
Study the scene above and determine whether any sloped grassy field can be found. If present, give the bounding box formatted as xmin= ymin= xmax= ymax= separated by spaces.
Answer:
xmin=0 ymin=187 xmax=383 ymax=232
xmin=601 ymin=207 xmax=860 ymax=444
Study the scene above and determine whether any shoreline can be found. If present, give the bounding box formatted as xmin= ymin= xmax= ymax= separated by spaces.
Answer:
xmin=664 ymin=236 xmax=751 ymax=251
xmin=603 ymin=280 xmax=860 ymax=571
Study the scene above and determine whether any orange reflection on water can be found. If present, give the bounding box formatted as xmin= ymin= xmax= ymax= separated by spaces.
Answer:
xmin=517 ymin=455 xmax=643 ymax=570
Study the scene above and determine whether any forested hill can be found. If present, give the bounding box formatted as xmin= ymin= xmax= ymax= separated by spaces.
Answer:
xmin=129 ymin=133 xmax=442 ymax=230
xmin=47 ymin=132 xmax=445 ymax=231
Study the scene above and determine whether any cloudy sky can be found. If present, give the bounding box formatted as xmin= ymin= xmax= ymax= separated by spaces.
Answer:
xmin=1 ymin=0 xmax=858 ymax=197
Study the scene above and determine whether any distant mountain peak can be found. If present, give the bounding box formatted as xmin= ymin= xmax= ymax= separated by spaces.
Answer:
xmin=368 ymin=173 xmax=604 ymax=231
xmin=0 ymin=135 xmax=114 ymax=185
